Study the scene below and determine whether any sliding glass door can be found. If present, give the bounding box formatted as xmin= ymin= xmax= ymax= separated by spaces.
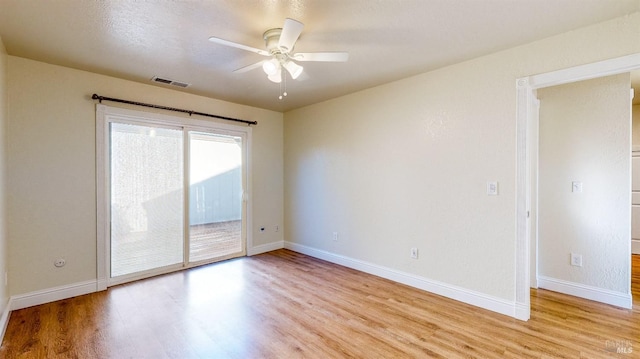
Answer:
xmin=110 ymin=123 xmax=185 ymax=277
xmin=102 ymin=111 xmax=248 ymax=286
xmin=188 ymin=132 xmax=243 ymax=263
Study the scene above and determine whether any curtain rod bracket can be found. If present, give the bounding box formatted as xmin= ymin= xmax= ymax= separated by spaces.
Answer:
xmin=91 ymin=93 xmax=257 ymax=126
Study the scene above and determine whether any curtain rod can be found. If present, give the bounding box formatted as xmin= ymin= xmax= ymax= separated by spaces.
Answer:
xmin=91 ymin=94 xmax=257 ymax=126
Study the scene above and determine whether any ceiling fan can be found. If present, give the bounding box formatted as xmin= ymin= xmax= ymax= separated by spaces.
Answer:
xmin=208 ymin=18 xmax=349 ymax=84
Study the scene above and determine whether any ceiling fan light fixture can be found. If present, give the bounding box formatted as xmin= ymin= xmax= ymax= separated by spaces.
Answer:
xmin=283 ymin=60 xmax=303 ymax=80
xmin=209 ymin=17 xmax=348 ymax=94
xmin=262 ymin=58 xmax=280 ymax=75
xmin=267 ymin=67 xmax=282 ymax=83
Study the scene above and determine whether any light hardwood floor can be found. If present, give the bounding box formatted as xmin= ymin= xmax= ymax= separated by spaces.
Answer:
xmin=1 ymin=250 xmax=638 ymax=358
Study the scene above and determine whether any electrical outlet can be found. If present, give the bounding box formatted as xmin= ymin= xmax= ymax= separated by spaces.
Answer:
xmin=570 ymin=253 xmax=583 ymax=267
xmin=275 ymin=225 xmax=279 ymax=232
xmin=410 ymin=247 xmax=419 ymax=259
xmin=332 ymin=232 xmax=338 ymax=241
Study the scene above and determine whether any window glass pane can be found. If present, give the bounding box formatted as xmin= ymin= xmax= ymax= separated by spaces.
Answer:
xmin=110 ymin=123 xmax=184 ymax=277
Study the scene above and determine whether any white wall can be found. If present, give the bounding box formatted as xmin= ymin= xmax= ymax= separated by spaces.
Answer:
xmin=538 ymin=74 xmax=630 ymax=293
xmin=284 ymin=12 xmax=640 ymax=308
xmin=7 ymin=57 xmax=284 ymax=296
xmin=0 ymin=38 xmax=9 ymax=325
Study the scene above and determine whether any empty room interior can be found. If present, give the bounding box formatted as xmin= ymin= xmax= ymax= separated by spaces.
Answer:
xmin=0 ymin=1 xmax=640 ymax=357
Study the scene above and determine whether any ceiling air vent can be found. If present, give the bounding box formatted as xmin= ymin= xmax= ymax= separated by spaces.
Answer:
xmin=151 ymin=76 xmax=191 ymax=88
xmin=171 ymin=81 xmax=190 ymax=88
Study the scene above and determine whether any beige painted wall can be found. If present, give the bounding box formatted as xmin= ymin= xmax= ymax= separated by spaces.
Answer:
xmin=0 ymin=38 xmax=9 ymax=315
xmin=284 ymin=12 xmax=640 ymax=301
xmin=538 ymin=74 xmax=630 ymax=292
xmin=7 ymin=57 xmax=283 ymax=295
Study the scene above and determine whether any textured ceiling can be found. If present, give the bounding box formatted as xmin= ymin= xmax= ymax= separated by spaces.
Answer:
xmin=1 ymin=0 xmax=639 ymax=112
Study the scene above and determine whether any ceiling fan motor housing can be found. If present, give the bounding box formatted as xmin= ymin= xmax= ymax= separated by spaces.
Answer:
xmin=263 ymin=28 xmax=291 ymax=54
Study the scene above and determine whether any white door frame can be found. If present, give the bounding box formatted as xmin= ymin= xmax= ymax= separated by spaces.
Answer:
xmin=515 ymin=53 xmax=640 ymax=320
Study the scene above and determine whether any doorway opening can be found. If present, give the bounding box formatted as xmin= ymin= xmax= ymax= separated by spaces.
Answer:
xmin=515 ymin=53 xmax=640 ymax=320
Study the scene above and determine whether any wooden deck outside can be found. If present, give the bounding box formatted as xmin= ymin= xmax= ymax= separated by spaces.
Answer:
xmin=189 ymin=220 xmax=242 ymax=262
xmin=112 ymin=220 xmax=242 ymax=276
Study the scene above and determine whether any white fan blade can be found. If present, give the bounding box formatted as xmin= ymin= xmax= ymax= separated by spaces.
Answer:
xmin=233 ymin=60 xmax=266 ymax=73
xmin=293 ymin=52 xmax=349 ymax=62
xmin=278 ymin=18 xmax=304 ymax=52
xmin=208 ymin=36 xmax=270 ymax=56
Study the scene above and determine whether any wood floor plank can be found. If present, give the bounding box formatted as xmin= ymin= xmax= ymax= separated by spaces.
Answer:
xmin=1 ymin=250 xmax=638 ymax=358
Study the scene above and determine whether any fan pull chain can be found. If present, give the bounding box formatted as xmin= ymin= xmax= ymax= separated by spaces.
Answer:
xmin=284 ymin=72 xmax=288 ymax=97
xmin=279 ymin=72 xmax=288 ymax=100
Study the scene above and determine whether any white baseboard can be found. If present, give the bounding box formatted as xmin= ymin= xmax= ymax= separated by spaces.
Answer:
xmin=284 ymin=241 xmax=521 ymax=320
xmin=248 ymin=241 xmax=284 ymax=256
xmin=10 ymin=280 xmax=98 ymax=311
xmin=538 ymin=276 xmax=632 ymax=309
xmin=8 ymin=242 xmax=286 ymax=312
xmin=632 ymin=239 xmax=640 ymax=255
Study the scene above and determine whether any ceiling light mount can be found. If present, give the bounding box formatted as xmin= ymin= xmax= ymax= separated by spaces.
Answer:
xmin=263 ymin=28 xmax=286 ymax=54
xmin=260 ymin=29 xmax=304 ymax=83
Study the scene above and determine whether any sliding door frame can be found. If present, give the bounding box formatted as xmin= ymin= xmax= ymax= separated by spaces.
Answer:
xmin=96 ymin=104 xmax=253 ymax=290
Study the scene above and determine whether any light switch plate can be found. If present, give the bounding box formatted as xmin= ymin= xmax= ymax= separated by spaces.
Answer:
xmin=570 ymin=253 xmax=583 ymax=267
xmin=487 ymin=181 xmax=498 ymax=196
xmin=572 ymin=181 xmax=583 ymax=193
